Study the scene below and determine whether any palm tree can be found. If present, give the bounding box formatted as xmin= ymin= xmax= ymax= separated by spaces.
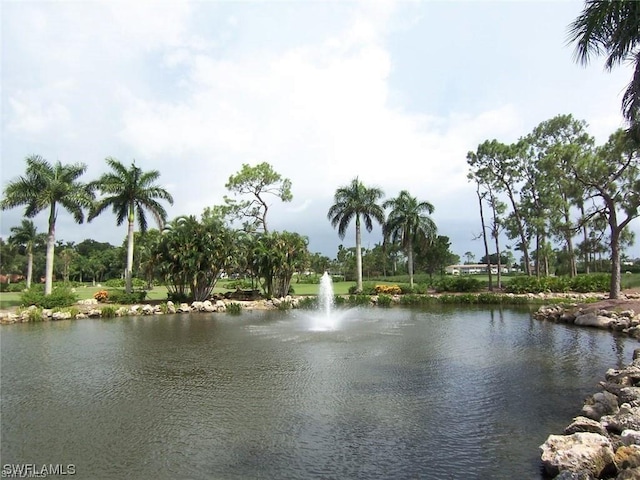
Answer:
xmin=89 ymin=158 xmax=174 ymax=294
xmin=568 ymin=1 xmax=640 ymax=132
xmin=327 ymin=178 xmax=385 ymax=293
xmin=0 ymin=155 xmax=93 ymax=294
xmin=383 ymin=191 xmax=437 ymax=288
xmin=9 ymin=219 xmax=46 ymax=289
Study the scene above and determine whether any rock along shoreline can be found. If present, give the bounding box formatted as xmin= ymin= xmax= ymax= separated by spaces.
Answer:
xmin=539 ymin=349 xmax=640 ymax=479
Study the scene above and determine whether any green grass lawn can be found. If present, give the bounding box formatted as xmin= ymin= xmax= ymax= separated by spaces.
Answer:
xmin=2 ymin=273 xmax=637 ymax=310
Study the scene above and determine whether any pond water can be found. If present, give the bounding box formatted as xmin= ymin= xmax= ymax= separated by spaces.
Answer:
xmin=1 ymin=306 xmax=636 ymax=479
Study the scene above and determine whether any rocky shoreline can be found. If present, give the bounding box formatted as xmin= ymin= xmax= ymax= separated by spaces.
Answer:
xmin=1 ymin=290 xmax=640 ymax=326
xmin=534 ymin=302 xmax=640 ymax=340
xmin=0 ymin=296 xmax=302 ymax=324
xmin=540 ymin=349 xmax=640 ymax=479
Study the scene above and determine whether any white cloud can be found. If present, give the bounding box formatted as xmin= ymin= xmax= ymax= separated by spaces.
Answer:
xmin=2 ymin=0 xmax=639 ymax=259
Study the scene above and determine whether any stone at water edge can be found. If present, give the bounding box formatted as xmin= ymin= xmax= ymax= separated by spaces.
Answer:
xmin=581 ymin=390 xmax=619 ymax=420
xmin=574 ymin=312 xmax=615 ymax=328
xmin=540 ymin=432 xmax=615 ymax=477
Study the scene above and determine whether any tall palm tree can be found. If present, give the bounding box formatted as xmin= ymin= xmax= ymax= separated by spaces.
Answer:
xmin=327 ymin=177 xmax=385 ymax=293
xmin=9 ymin=219 xmax=46 ymax=289
xmin=89 ymin=158 xmax=174 ymax=294
xmin=568 ymin=1 xmax=640 ymax=132
xmin=383 ymin=191 xmax=437 ymax=288
xmin=0 ymin=155 xmax=93 ymax=294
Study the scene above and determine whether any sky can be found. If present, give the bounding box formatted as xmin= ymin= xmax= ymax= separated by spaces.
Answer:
xmin=2 ymin=0 xmax=639 ymax=261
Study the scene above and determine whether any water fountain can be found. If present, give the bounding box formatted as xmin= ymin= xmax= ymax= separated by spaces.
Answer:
xmin=311 ymin=271 xmax=337 ymax=331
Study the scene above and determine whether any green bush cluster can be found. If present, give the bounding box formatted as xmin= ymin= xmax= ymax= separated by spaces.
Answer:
xmin=276 ymin=300 xmax=292 ymax=311
xmin=100 ymin=305 xmax=118 ymax=318
xmin=20 ymin=306 xmax=44 ymax=322
xmin=103 ymin=278 xmax=146 ymax=288
xmin=299 ymin=274 xmax=321 ymax=284
xmin=504 ymin=274 xmax=610 ymax=294
xmin=376 ymin=294 xmax=393 ymax=307
xmin=570 ymin=274 xmax=610 ymax=292
xmin=20 ymin=286 xmax=78 ymax=309
xmin=334 ymin=296 xmax=346 ymax=307
xmin=435 ymin=277 xmax=483 ymax=293
xmin=0 ymin=281 xmax=26 ymax=293
xmin=225 ymin=302 xmax=243 ymax=315
xmin=398 ymin=294 xmax=427 ymax=306
xmin=346 ymin=295 xmax=371 ymax=307
xmin=223 ymin=279 xmax=254 ymax=290
xmin=166 ymin=291 xmax=190 ymax=303
xmin=108 ymin=290 xmax=147 ymax=304
xmin=297 ymin=296 xmax=318 ymax=310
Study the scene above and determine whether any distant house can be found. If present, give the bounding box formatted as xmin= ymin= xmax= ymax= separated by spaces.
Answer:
xmin=444 ymin=264 xmax=510 ymax=275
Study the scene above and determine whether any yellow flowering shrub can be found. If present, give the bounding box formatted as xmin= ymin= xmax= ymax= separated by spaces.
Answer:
xmin=94 ymin=290 xmax=109 ymax=302
xmin=374 ymin=285 xmax=401 ymax=295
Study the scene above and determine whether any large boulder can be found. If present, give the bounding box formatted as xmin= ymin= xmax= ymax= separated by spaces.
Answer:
xmin=166 ymin=301 xmax=176 ymax=314
xmin=553 ymin=471 xmax=596 ymax=480
xmin=622 ymin=430 xmax=640 ymax=446
xmin=582 ymin=391 xmax=620 ymax=420
xmin=565 ymin=416 xmax=608 ymax=437
xmin=51 ymin=311 xmax=72 ymax=320
xmin=614 ymin=445 xmax=640 ymax=470
xmin=616 ymin=467 xmax=640 ymax=479
xmin=574 ymin=312 xmax=615 ymax=328
xmin=540 ymin=432 xmax=615 ymax=477
xmin=601 ymin=404 xmax=640 ymax=434
xmin=202 ymin=300 xmax=215 ymax=312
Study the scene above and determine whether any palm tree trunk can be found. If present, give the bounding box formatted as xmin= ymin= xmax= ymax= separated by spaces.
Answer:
xmin=407 ymin=238 xmax=414 ymax=288
xmin=26 ymin=251 xmax=33 ymax=289
xmin=355 ymin=216 xmax=363 ymax=292
xmin=126 ymin=209 xmax=135 ymax=294
xmin=45 ymin=203 xmax=56 ymax=295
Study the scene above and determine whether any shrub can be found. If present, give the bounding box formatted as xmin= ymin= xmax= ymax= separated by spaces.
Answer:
xmin=223 ymin=279 xmax=253 ymax=290
xmin=0 ymin=281 xmax=27 ymax=293
xmin=377 ymin=294 xmax=393 ymax=307
xmin=349 ymin=282 xmax=378 ymax=295
xmin=334 ymin=296 xmax=346 ymax=307
xmin=94 ymin=290 xmax=109 ymax=302
xmin=569 ymin=274 xmax=610 ymax=293
xmin=167 ymin=291 xmax=190 ymax=303
xmin=435 ymin=277 xmax=483 ymax=293
xmin=108 ymin=290 xmax=147 ymax=305
xmin=374 ymin=284 xmax=401 ymax=295
xmin=504 ymin=274 xmax=609 ymax=294
xmin=29 ymin=307 xmax=45 ymax=321
xmin=103 ymin=278 xmax=146 ymax=288
xmin=18 ymin=306 xmax=44 ymax=322
xmin=100 ymin=305 xmax=117 ymax=318
xmin=226 ymin=302 xmax=243 ymax=315
xmin=398 ymin=294 xmax=429 ymax=306
xmin=346 ymin=295 xmax=371 ymax=307
xmin=297 ymin=296 xmax=317 ymax=310
xmin=20 ymin=285 xmax=78 ymax=309
xmin=276 ymin=300 xmax=292 ymax=311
